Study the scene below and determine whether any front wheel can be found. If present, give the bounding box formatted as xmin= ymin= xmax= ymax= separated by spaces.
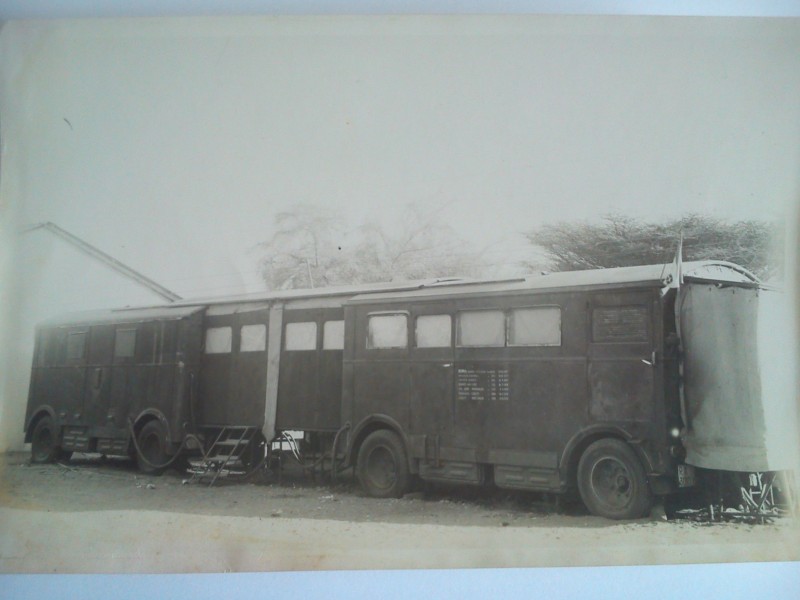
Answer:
xmin=356 ymin=430 xmax=410 ymax=499
xmin=31 ymin=416 xmax=59 ymax=463
xmin=577 ymin=438 xmax=653 ymax=520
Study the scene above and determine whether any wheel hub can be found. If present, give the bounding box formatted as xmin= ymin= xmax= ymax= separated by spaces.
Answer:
xmin=366 ymin=446 xmax=396 ymax=489
xmin=592 ymin=458 xmax=633 ymax=508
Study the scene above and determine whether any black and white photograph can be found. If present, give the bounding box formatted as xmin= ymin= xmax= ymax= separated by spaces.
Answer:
xmin=0 ymin=1 xmax=798 ymax=596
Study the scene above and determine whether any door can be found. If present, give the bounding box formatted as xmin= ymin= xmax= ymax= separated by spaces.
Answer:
xmin=228 ymin=309 xmax=270 ymax=425
xmin=587 ymin=291 xmax=657 ymax=424
xmin=409 ymin=311 xmax=455 ymax=462
xmin=84 ymin=325 xmax=114 ymax=430
xmin=198 ymin=317 xmax=235 ymax=425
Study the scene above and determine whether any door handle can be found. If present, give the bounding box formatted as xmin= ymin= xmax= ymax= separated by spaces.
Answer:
xmin=641 ymin=351 xmax=657 ymax=367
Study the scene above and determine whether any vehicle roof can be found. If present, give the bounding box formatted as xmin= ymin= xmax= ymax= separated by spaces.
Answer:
xmin=37 ymin=261 xmax=760 ymax=327
xmin=167 ymin=277 xmax=471 ymax=308
xmin=346 ymin=261 xmax=759 ymax=304
xmin=37 ymin=305 xmax=205 ymax=328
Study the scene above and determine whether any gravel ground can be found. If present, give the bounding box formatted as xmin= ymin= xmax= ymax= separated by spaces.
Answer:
xmin=0 ymin=452 xmax=797 ymax=573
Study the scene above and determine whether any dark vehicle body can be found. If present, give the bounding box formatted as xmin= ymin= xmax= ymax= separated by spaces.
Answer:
xmin=343 ymin=281 xmax=678 ymax=496
xmin=24 ymin=262 xmax=763 ymax=519
xmin=25 ymin=306 xmax=204 ymax=458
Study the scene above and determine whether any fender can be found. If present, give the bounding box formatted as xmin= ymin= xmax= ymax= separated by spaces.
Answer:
xmin=24 ymin=405 xmax=58 ymax=441
xmin=132 ymin=408 xmax=174 ymax=444
xmin=346 ymin=414 xmax=412 ymax=469
xmin=560 ymin=424 xmax=657 ymax=480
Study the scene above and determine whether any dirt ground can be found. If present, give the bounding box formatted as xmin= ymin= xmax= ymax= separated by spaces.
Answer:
xmin=0 ymin=452 xmax=798 ymax=573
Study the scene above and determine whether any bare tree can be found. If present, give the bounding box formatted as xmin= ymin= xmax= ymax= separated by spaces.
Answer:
xmin=257 ymin=205 xmax=351 ymax=290
xmin=257 ymin=203 xmax=486 ymax=290
xmin=354 ymin=203 xmax=485 ymax=282
xmin=524 ymin=214 xmax=782 ymax=281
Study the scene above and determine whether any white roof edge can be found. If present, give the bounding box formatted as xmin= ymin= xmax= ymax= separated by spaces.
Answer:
xmin=38 ymin=305 xmax=205 ymax=327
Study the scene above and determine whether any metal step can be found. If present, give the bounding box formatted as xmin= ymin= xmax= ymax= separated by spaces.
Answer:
xmin=185 ymin=426 xmax=261 ymax=486
xmin=202 ymin=454 xmax=245 ymax=463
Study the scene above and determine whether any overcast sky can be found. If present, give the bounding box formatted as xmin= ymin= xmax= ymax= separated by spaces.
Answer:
xmin=2 ymin=15 xmax=799 ymax=299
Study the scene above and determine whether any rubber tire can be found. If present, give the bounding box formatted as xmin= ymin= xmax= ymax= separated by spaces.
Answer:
xmin=577 ymin=438 xmax=653 ymax=520
xmin=31 ymin=416 xmax=59 ymax=464
xmin=135 ymin=420 xmax=172 ymax=475
xmin=356 ymin=430 xmax=410 ymax=499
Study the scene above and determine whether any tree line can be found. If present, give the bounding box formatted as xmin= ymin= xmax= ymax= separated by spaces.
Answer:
xmin=257 ymin=206 xmax=783 ymax=289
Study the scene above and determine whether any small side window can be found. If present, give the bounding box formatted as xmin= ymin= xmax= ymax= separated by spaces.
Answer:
xmin=240 ymin=324 xmax=267 ymax=352
xmin=114 ymin=328 xmax=137 ymax=358
xmin=509 ymin=307 xmax=561 ymax=346
xmin=415 ymin=314 xmax=452 ymax=348
xmin=323 ymin=320 xmax=345 ymax=350
xmin=367 ymin=314 xmax=408 ymax=349
xmin=44 ymin=330 xmax=65 ymax=366
xmin=160 ymin=322 xmax=177 ymax=363
xmin=66 ymin=332 xmax=86 ymax=361
xmin=593 ymin=306 xmax=649 ymax=342
xmin=457 ymin=310 xmax=505 ymax=347
xmin=205 ymin=327 xmax=232 ymax=354
xmin=285 ymin=322 xmax=317 ymax=351
xmin=136 ymin=325 xmax=158 ymax=363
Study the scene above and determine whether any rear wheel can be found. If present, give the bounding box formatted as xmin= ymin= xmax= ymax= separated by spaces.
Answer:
xmin=577 ymin=438 xmax=653 ymax=520
xmin=135 ymin=420 xmax=173 ymax=475
xmin=31 ymin=416 xmax=59 ymax=463
xmin=357 ymin=430 xmax=410 ymax=499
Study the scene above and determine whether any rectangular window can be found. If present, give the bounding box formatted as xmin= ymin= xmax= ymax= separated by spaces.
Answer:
xmin=285 ymin=322 xmax=317 ymax=351
xmin=592 ymin=306 xmax=649 ymax=342
xmin=136 ymin=325 xmax=158 ymax=363
xmin=509 ymin=307 xmax=561 ymax=346
xmin=457 ymin=310 xmax=505 ymax=347
xmin=415 ymin=314 xmax=452 ymax=348
xmin=89 ymin=326 xmax=115 ymax=364
xmin=44 ymin=331 xmax=65 ymax=366
xmin=114 ymin=328 xmax=137 ymax=358
xmin=323 ymin=320 xmax=345 ymax=350
xmin=367 ymin=314 xmax=408 ymax=349
xmin=240 ymin=324 xmax=267 ymax=352
xmin=160 ymin=322 xmax=177 ymax=362
xmin=66 ymin=332 xmax=86 ymax=361
xmin=205 ymin=327 xmax=232 ymax=354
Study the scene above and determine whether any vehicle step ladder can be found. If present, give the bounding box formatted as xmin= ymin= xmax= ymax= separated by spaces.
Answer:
xmin=186 ymin=426 xmax=261 ymax=486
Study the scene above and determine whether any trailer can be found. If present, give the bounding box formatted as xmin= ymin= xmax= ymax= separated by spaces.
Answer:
xmin=23 ymin=261 xmax=797 ymax=519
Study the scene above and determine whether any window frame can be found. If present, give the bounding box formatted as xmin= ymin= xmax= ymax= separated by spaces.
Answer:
xmin=591 ymin=304 xmax=651 ymax=344
xmin=284 ymin=321 xmax=318 ymax=352
xmin=113 ymin=327 xmax=137 ymax=361
xmin=322 ymin=320 xmax=345 ymax=351
xmin=65 ymin=330 xmax=87 ymax=363
xmin=414 ymin=313 xmax=453 ymax=349
xmin=240 ymin=323 xmax=268 ymax=353
xmin=366 ymin=311 xmax=409 ymax=350
xmin=507 ymin=305 xmax=562 ymax=347
xmin=456 ymin=309 xmax=506 ymax=348
xmin=204 ymin=326 xmax=233 ymax=354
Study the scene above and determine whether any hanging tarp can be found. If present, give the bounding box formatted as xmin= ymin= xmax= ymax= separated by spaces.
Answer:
xmin=678 ymin=283 xmax=799 ymax=472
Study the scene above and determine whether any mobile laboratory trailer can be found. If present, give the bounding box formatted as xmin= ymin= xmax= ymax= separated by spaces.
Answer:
xmin=23 ymin=261 xmax=797 ymax=519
